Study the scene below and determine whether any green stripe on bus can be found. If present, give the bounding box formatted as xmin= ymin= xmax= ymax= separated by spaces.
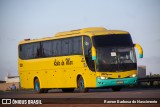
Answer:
xmin=96 ymin=77 xmax=137 ymax=87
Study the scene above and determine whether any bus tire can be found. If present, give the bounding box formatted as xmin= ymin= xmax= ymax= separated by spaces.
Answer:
xmin=34 ymin=78 xmax=44 ymax=93
xmin=112 ymin=86 xmax=122 ymax=92
xmin=62 ymin=88 xmax=74 ymax=93
xmin=77 ymin=76 xmax=88 ymax=93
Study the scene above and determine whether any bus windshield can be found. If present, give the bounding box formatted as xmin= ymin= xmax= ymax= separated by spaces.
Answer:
xmin=92 ymin=34 xmax=137 ymax=72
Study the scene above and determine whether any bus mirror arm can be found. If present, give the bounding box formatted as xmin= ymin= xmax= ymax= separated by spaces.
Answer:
xmin=92 ymin=47 xmax=97 ymax=60
xmin=134 ymin=43 xmax=143 ymax=58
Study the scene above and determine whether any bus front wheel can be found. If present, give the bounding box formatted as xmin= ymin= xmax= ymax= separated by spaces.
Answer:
xmin=77 ymin=76 xmax=88 ymax=93
xmin=34 ymin=78 xmax=44 ymax=93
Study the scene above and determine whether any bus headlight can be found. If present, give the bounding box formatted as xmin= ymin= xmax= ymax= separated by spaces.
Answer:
xmin=97 ymin=76 xmax=108 ymax=79
xmin=130 ymin=74 xmax=136 ymax=78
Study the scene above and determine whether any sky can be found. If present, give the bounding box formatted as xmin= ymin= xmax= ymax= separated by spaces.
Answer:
xmin=0 ymin=0 xmax=160 ymax=80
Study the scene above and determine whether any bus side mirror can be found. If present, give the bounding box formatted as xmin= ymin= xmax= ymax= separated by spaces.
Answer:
xmin=92 ymin=47 xmax=97 ymax=60
xmin=134 ymin=43 xmax=143 ymax=58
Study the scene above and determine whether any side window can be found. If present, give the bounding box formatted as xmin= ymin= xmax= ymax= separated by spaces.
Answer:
xmin=19 ymin=42 xmax=41 ymax=59
xmin=25 ymin=43 xmax=33 ymax=59
xmin=33 ymin=42 xmax=41 ymax=58
xmin=68 ymin=39 xmax=73 ymax=55
xmin=19 ymin=44 xmax=33 ymax=59
xmin=62 ymin=39 xmax=69 ymax=55
xmin=84 ymin=36 xmax=92 ymax=56
xmin=83 ymin=36 xmax=95 ymax=71
xmin=73 ymin=36 xmax=82 ymax=54
xmin=42 ymin=41 xmax=52 ymax=57
xmin=19 ymin=45 xmax=25 ymax=59
xmin=19 ymin=44 xmax=32 ymax=59
xmin=62 ymin=38 xmax=73 ymax=55
xmin=53 ymin=40 xmax=61 ymax=56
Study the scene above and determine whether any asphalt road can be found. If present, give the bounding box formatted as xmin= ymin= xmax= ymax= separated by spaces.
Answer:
xmin=0 ymin=88 xmax=160 ymax=98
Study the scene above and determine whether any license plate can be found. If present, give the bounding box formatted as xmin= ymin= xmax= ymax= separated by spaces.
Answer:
xmin=116 ymin=80 xmax=124 ymax=84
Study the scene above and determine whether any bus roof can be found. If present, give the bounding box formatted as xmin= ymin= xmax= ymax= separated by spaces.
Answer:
xmin=19 ymin=27 xmax=129 ymax=44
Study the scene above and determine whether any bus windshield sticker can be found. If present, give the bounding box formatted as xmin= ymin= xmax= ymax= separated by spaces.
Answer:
xmin=111 ymin=52 xmax=116 ymax=56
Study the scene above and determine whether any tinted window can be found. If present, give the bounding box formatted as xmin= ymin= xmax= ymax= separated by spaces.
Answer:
xmin=83 ymin=36 xmax=95 ymax=71
xmin=42 ymin=41 xmax=53 ymax=57
xmin=61 ymin=38 xmax=73 ymax=55
xmin=19 ymin=44 xmax=32 ymax=59
xmin=33 ymin=42 xmax=41 ymax=58
xmin=19 ymin=36 xmax=82 ymax=59
xmin=19 ymin=42 xmax=41 ymax=59
xmin=84 ymin=36 xmax=92 ymax=56
xmin=19 ymin=45 xmax=25 ymax=59
xmin=73 ymin=36 xmax=82 ymax=54
xmin=62 ymin=39 xmax=68 ymax=55
xmin=53 ymin=40 xmax=61 ymax=56
xmin=25 ymin=43 xmax=33 ymax=59
xmin=93 ymin=34 xmax=133 ymax=47
xmin=68 ymin=39 xmax=73 ymax=55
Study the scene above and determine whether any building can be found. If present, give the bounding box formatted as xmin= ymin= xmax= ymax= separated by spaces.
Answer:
xmin=5 ymin=75 xmax=19 ymax=83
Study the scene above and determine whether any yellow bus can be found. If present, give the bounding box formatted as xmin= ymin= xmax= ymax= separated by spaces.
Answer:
xmin=18 ymin=27 xmax=143 ymax=93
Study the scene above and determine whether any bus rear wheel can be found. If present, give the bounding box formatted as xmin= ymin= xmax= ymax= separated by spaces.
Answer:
xmin=112 ymin=86 xmax=122 ymax=92
xmin=34 ymin=78 xmax=44 ymax=93
xmin=62 ymin=88 xmax=74 ymax=93
xmin=77 ymin=76 xmax=88 ymax=93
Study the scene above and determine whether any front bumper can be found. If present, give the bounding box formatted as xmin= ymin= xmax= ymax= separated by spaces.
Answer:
xmin=96 ymin=77 xmax=137 ymax=88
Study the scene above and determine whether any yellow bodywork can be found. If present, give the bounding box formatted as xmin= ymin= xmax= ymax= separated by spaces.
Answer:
xmin=19 ymin=55 xmax=96 ymax=88
xmin=18 ymin=27 xmax=138 ymax=89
